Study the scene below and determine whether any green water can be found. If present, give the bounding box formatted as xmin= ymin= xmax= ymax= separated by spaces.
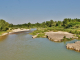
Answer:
xmin=0 ymin=29 xmax=80 ymax=60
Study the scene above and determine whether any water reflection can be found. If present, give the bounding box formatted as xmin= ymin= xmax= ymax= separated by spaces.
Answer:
xmin=0 ymin=35 xmax=8 ymax=41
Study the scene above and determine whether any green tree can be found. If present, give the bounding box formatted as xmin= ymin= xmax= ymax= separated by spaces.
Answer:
xmin=50 ymin=20 xmax=54 ymax=27
xmin=0 ymin=19 xmax=9 ymax=31
xmin=63 ymin=18 xmax=69 ymax=28
xmin=9 ymin=23 xmax=13 ymax=27
xmin=35 ymin=22 xmax=41 ymax=28
xmin=56 ymin=21 xmax=62 ymax=26
xmin=46 ymin=21 xmax=50 ymax=27
xmin=27 ymin=22 xmax=31 ymax=28
xmin=41 ymin=22 xmax=46 ymax=27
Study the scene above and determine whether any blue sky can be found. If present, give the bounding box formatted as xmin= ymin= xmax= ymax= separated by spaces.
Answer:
xmin=0 ymin=0 xmax=80 ymax=24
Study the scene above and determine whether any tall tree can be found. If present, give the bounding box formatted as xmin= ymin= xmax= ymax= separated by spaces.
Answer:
xmin=50 ymin=20 xmax=54 ymax=27
xmin=46 ymin=21 xmax=50 ymax=27
xmin=0 ymin=19 xmax=9 ymax=31
xmin=27 ymin=22 xmax=31 ymax=28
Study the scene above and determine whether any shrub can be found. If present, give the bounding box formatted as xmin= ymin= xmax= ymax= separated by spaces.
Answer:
xmin=63 ymin=36 xmax=66 ymax=39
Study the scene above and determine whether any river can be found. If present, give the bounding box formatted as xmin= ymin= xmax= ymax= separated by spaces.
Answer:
xmin=0 ymin=29 xmax=80 ymax=60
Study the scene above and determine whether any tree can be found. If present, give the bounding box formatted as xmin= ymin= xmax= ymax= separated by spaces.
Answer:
xmin=46 ymin=21 xmax=50 ymax=27
xmin=35 ymin=22 xmax=41 ymax=28
xmin=41 ymin=22 xmax=46 ymax=27
xmin=50 ymin=20 xmax=54 ymax=27
xmin=0 ymin=19 xmax=9 ymax=31
xmin=9 ymin=23 xmax=13 ymax=27
xmin=63 ymin=18 xmax=69 ymax=28
xmin=27 ymin=22 xmax=31 ymax=28
xmin=56 ymin=21 xmax=62 ymax=26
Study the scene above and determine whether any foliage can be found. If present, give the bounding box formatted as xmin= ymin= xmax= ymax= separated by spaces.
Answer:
xmin=63 ymin=36 xmax=73 ymax=41
xmin=63 ymin=36 xmax=66 ymax=39
xmin=1 ymin=18 xmax=80 ymax=38
xmin=0 ymin=19 xmax=9 ymax=31
xmin=8 ymin=18 xmax=80 ymax=30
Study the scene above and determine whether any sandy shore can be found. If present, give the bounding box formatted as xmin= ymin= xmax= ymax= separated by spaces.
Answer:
xmin=9 ymin=28 xmax=30 ymax=34
xmin=0 ymin=33 xmax=9 ymax=37
xmin=0 ymin=28 xmax=30 ymax=37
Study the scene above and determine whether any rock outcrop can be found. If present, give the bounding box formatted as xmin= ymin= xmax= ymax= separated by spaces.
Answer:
xmin=32 ymin=33 xmax=39 ymax=38
xmin=45 ymin=31 xmax=77 ymax=42
xmin=66 ymin=41 xmax=80 ymax=52
xmin=32 ymin=35 xmax=37 ymax=38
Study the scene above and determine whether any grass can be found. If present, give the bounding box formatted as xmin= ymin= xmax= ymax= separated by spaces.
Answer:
xmin=0 ymin=30 xmax=12 ymax=36
xmin=29 ymin=28 xmax=48 ymax=38
xmin=37 ymin=33 xmax=45 ymax=38
xmin=0 ymin=31 xmax=7 ymax=35
xmin=62 ymin=36 xmax=73 ymax=41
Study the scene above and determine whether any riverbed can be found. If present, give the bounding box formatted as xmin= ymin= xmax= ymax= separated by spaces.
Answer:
xmin=0 ymin=29 xmax=80 ymax=60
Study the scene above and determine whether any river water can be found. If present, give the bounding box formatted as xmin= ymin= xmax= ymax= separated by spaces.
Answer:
xmin=0 ymin=29 xmax=80 ymax=60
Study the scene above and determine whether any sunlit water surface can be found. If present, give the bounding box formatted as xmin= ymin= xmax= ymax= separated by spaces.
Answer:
xmin=0 ymin=29 xmax=80 ymax=60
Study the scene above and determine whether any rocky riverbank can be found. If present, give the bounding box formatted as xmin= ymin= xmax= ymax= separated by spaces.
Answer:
xmin=66 ymin=41 xmax=80 ymax=52
xmin=45 ymin=31 xmax=77 ymax=42
xmin=32 ymin=31 xmax=78 ymax=42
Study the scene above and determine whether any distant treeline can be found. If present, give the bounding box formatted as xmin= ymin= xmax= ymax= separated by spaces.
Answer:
xmin=0 ymin=18 xmax=80 ymax=31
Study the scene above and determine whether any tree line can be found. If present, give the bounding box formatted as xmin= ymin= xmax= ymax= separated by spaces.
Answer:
xmin=11 ymin=18 xmax=80 ymax=29
xmin=0 ymin=18 xmax=80 ymax=31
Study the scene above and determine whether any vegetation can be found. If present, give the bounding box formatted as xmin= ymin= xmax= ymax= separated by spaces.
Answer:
xmin=37 ymin=33 xmax=45 ymax=38
xmin=7 ymin=18 xmax=80 ymax=29
xmin=1 ymin=18 xmax=80 ymax=39
xmin=29 ymin=18 xmax=80 ymax=38
xmin=0 ymin=19 xmax=9 ymax=31
xmin=63 ymin=36 xmax=73 ymax=41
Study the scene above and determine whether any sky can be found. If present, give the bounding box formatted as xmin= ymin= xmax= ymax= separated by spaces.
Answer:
xmin=0 ymin=0 xmax=80 ymax=24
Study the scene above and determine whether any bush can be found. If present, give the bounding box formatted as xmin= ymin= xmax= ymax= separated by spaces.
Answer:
xmin=63 ymin=36 xmax=73 ymax=41
xmin=76 ymin=35 xmax=80 ymax=38
xmin=63 ymin=36 xmax=66 ymax=39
